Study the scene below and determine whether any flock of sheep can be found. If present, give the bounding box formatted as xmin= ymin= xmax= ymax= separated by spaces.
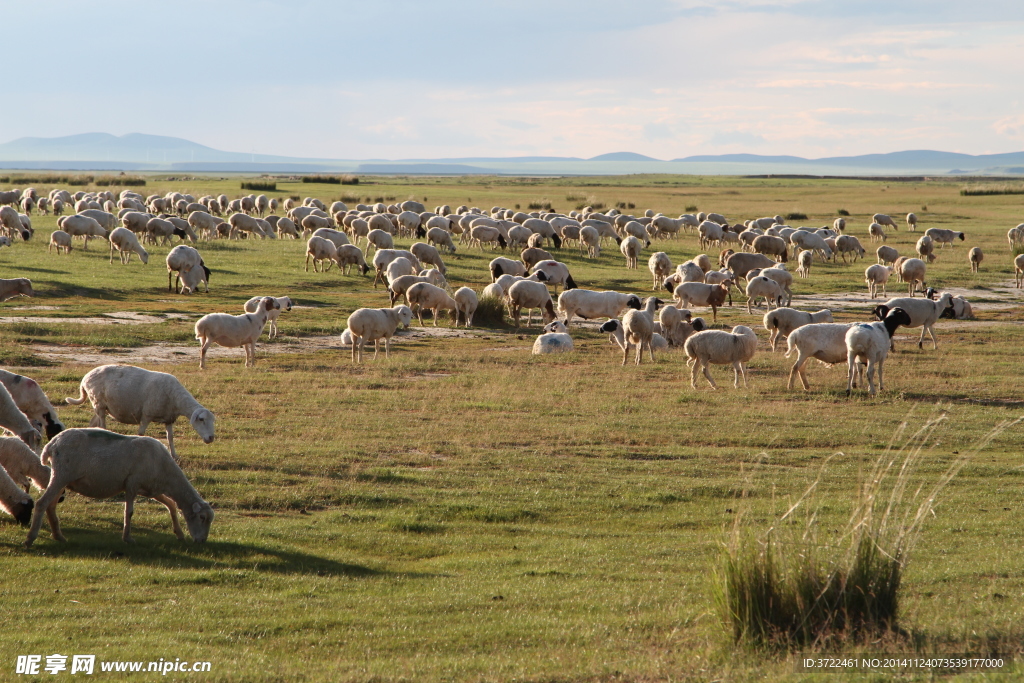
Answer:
xmin=0 ymin=184 xmax=1020 ymax=549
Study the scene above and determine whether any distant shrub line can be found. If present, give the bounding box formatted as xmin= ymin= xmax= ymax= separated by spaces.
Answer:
xmin=301 ymin=175 xmax=359 ymax=185
xmin=0 ymin=174 xmax=145 ymax=186
xmin=241 ymin=181 xmax=277 ymax=191
xmin=960 ymin=186 xmax=1024 ymax=196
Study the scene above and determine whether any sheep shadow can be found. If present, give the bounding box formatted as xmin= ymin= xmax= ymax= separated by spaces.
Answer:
xmin=7 ymin=266 xmax=66 ymax=274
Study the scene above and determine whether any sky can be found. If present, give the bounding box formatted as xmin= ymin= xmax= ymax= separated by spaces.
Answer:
xmin=3 ymin=0 xmax=1023 ymax=160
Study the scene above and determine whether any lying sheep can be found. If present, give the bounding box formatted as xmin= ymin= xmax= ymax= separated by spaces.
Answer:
xmin=785 ymin=322 xmax=857 ymax=390
xmin=745 ymin=276 xmax=783 ymax=314
xmin=925 ymin=228 xmax=965 ymax=248
xmin=108 ymin=226 xmax=149 ymax=265
xmin=25 ymin=429 xmax=215 ymax=546
xmin=684 ymin=326 xmax=758 ymax=389
xmin=865 ymin=264 xmax=892 ymax=299
xmin=558 ymin=289 xmax=641 ymax=327
xmin=968 ymin=246 xmax=983 ymax=273
xmin=0 ymin=369 xmax=63 ymax=440
xmin=48 ymin=230 xmax=72 ymax=254
xmin=872 ymin=292 xmax=953 ymax=350
xmin=347 ymin=305 xmax=414 ymax=362
xmin=763 ymin=308 xmax=833 ymax=352
xmin=406 ymin=282 xmax=459 ymax=326
xmin=454 ymin=287 xmax=479 ymax=327
xmin=846 ymin=308 xmax=912 ymax=396
xmin=195 ymin=297 xmax=278 ymax=369
xmin=0 ymin=437 xmax=50 ymax=492
xmin=533 ymin=321 xmax=575 ymax=355
xmin=245 ymin=296 xmax=293 ymax=338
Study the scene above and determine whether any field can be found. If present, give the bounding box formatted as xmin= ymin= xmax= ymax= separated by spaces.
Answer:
xmin=1 ymin=174 xmax=1024 ymax=681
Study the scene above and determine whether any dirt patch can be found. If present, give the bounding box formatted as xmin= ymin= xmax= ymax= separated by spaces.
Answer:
xmin=0 ymin=311 xmax=194 ymax=326
xmin=10 ymin=306 xmax=62 ymax=311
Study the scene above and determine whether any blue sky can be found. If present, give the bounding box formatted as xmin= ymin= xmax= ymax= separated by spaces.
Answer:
xmin=3 ymin=0 xmax=1023 ymax=159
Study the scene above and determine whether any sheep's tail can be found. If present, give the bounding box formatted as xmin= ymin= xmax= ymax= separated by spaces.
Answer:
xmin=64 ymin=384 xmax=88 ymax=405
xmin=784 ymin=340 xmax=795 ymax=359
xmin=765 ymin=312 xmax=777 ymax=330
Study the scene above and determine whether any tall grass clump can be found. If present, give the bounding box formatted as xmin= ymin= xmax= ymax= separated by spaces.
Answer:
xmin=685 ymin=204 xmax=698 ymax=212
xmin=95 ymin=175 xmax=146 ymax=186
xmin=786 ymin=212 xmax=808 ymax=221
xmin=472 ymin=295 xmax=506 ymax=327
xmin=528 ymin=200 xmax=553 ymax=211
xmin=837 ymin=208 xmax=850 ymax=216
xmin=241 ymin=181 xmax=276 ymax=191
xmin=960 ymin=185 xmax=1024 ymax=196
xmin=716 ymin=413 xmax=1021 ymax=649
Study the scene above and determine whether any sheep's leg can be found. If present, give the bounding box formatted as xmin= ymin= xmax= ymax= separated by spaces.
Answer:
xmin=26 ymin=481 xmax=67 ymax=547
xmin=877 ymin=360 xmax=885 ymax=394
xmin=137 ymin=420 xmax=150 ymax=437
xmin=701 ymin=362 xmax=718 ymax=389
xmin=647 ymin=341 xmax=655 ymax=364
xmin=866 ymin=360 xmax=877 ymax=396
xmin=433 ymin=307 xmax=439 ymax=327
xmin=164 ymin=424 xmax=178 ymax=461
xmin=918 ymin=326 xmax=927 ymax=349
xmin=372 ymin=339 xmax=381 ymax=360
xmin=769 ymin=329 xmax=778 ymax=352
xmin=622 ymin=341 xmax=629 ymax=366
xmin=733 ymin=361 xmax=741 ymax=388
xmin=304 ymin=254 xmax=311 ymax=272
xmin=89 ymin=407 xmax=107 ymax=429
xmin=384 ymin=336 xmax=391 ymax=359
xmin=153 ymin=494 xmax=185 ymax=540
xmin=199 ymin=336 xmax=211 ymax=369
xmin=122 ymin=493 xmax=136 ymax=543
xmin=846 ymin=352 xmax=857 ymax=396
xmin=927 ymin=325 xmax=937 ymax=350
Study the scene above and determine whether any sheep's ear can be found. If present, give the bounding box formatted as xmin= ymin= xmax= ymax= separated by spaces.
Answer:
xmin=193 ymin=503 xmax=202 ymax=513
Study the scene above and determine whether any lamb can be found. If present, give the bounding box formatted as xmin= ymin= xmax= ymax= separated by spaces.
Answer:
xmin=763 ymin=308 xmax=834 ymax=352
xmin=868 ymin=222 xmax=887 ymax=242
xmin=48 ymin=230 xmax=72 ymax=254
xmin=107 ymin=226 xmax=149 ymax=265
xmin=558 ymin=289 xmax=641 ymax=327
xmin=846 ymin=308 xmax=912 ymax=396
xmin=166 ymin=245 xmax=210 ymax=294
xmin=671 ymin=282 xmax=730 ymax=322
xmin=25 ymin=429 xmax=215 ymax=546
xmin=507 ymin=280 xmax=557 ymax=328
xmin=684 ymin=325 xmax=758 ymax=389
xmin=0 ymin=437 xmax=51 ymax=492
xmin=968 ymin=246 xmax=983 ymax=272
xmin=406 ymin=282 xmax=460 ymax=326
xmin=785 ymin=323 xmax=857 ymax=390
xmin=745 ymin=276 xmax=783 ymax=314
xmin=899 ymin=257 xmax=927 ymax=296
xmin=865 ymin=264 xmax=893 ymax=299
xmin=872 ymin=292 xmax=954 ymax=350
xmin=0 ymin=369 xmax=64 ymax=440
xmin=347 ymin=305 xmax=414 ymax=362
xmin=194 ymin=297 xmax=278 ymax=369
xmin=245 ymin=296 xmax=293 ymax=338
xmin=906 ymin=213 xmax=918 ymax=231
xmin=876 ymin=245 xmax=899 ymax=265
xmin=411 ymin=242 xmax=447 ymax=275
xmin=940 ymin=294 xmax=974 ymax=320
xmin=65 ymin=365 xmax=215 ymax=460
xmin=796 ymin=250 xmax=813 ymax=277
xmin=872 ymin=214 xmax=899 ymax=231
xmin=648 ymin=252 xmax=673 ymax=290
xmin=620 ymin=235 xmax=643 ymax=268
xmin=915 ymin=235 xmax=936 ymax=263
xmin=490 ymin=257 xmax=527 ymax=280
xmin=617 ymin=297 xmax=663 ymax=365
xmin=1016 ymin=254 xmax=1024 ymax=288
xmin=925 ymin=228 xmax=965 ymax=247
xmin=532 ymin=321 xmax=575 ymax=355
xmin=529 ymin=260 xmax=578 ymax=290
xmin=0 ymin=382 xmax=41 ymax=451
xmin=453 ymin=287 xmax=479 ymax=327
xmin=305 ymin=236 xmax=338 ymax=272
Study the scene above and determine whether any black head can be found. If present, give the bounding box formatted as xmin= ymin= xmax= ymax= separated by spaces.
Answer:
xmin=20 ymin=228 xmax=30 ymax=241
xmin=925 ymin=287 xmax=937 ymax=300
xmin=872 ymin=304 xmax=889 ymax=321
xmin=361 ymin=264 xmax=369 ymax=275
xmin=173 ymin=227 xmax=187 ymax=238
xmin=663 ymin=280 xmax=675 ymax=293
xmin=600 ymin=319 xmax=620 ymax=333
xmin=692 ymin=318 xmax=706 ymax=332
xmin=497 ymin=234 xmax=507 ymax=248
xmin=887 ymin=307 xmax=912 ymax=328
xmin=12 ymin=499 xmax=32 ymax=526
xmin=939 ymin=304 xmax=956 ymax=319
xmin=202 ymin=265 xmax=212 ymax=280
xmin=627 ymin=295 xmax=642 ymax=309
xmin=564 ymin=274 xmax=578 ymax=290
xmin=613 ymin=235 xmax=622 ymax=245
xmin=491 ymin=263 xmax=503 ymax=279
xmin=958 ymin=233 xmax=965 ymax=240
xmin=416 ymin=227 xmax=425 ymax=238
xmin=535 ymin=270 xmax=548 ymax=282
xmin=552 ymin=234 xmax=563 ymax=249
xmin=43 ymin=413 xmax=63 ymax=439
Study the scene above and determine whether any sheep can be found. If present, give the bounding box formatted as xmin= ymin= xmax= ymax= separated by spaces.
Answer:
xmin=796 ymin=249 xmax=813 ymax=278
xmin=868 ymin=222 xmax=887 ymax=242
xmin=245 ymin=296 xmax=293 ymax=338
xmin=0 ymin=437 xmax=51 ymax=492
xmin=276 ymin=217 xmax=299 ymax=239
xmin=305 ymin=236 xmax=338 ymax=272
xmin=0 ymin=369 xmax=64 ymax=440
xmin=698 ymin=220 xmax=724 ymax=250
xmin=48 ymin=230 xmax=72 ymax=254
xmin=968 ymin=246 xmax=983 ymax=272
xmin=1016 ymin=253 xmax=1024 ymax=288
xmin=872 ymin=213 xmax=899 ymax=231
xmin=507 ymin=280 xmax=557 ymax=328
xmin=166 ymin=245 xmax=210 ymax=294
xmin=617 ymin=297 xmax=663 ymax=365
xmin=521 ymin=247 xmax=555 ymax=271
xmin=835 ymin=235 xmax=866 ymax=263
xmin=899 ymin=257 xmax=927 ymax=296
xmin=58 ymin=214 xmax=107 ymax=249
xmin=0 ymin=277 xmax=34 ymax=302
xmin=580 ymin=226 xmax=601 ymax=258
xmin=658 ymin=305 xmax=706 ymax=347
xmin=388 ymin=272 xmax=448 ymax=305
xmin=558 ymin=289 xmax=641 ymax=327
xmin=65 ymin=365 xmax=215 ymax=460
xmin=371 ymin=249 xmax=422 ymax=288
xmin=754 ymin=267 xmax=793 ymax=306
xmin=533 ymin=321 xmax=575 ymax=355
xmin=311 ymin=227 xmax=350 ymax=249
xmin=107 ymin=226 xmax=149 ymax=265
xmin=145 ymin=217 xmax=187 ymax=245
xmin=684 ymin=325 xmax=758 ymax=389
xmin=940 ymin=294 xmax=974 ymax=320
xmin=846 ymin=308 xmax=912 ymax=396
xmin=385 ymin=257 xmax=417 ymax=286
xmin=865 ymin=264 xmax=893 ymax=299
xmin=785 ymin=323 xmax=858 ymax=390
xmin=188 ymin=210 xmax=221 ymax=240
xmin=25 ymin=429 xmax=215 ymax=546
xmin=453 ymin=287 xmax=479 ymax=327
xmin=648 ymin=252 xmax=673 ymax=290
xmin=790 ymin=230 xmax=834 ymax=261
xmin=671 ymin=282 xmax=730 ymax=322
xmin=745 ymin=276 xmax=783 ymax=314
xmin=620 ymin=235 xmax=643 ymax=268
xmin=872 ymin=292 xmax=953 ymax=350
xmin=426 ymin=226 xmax=457 ymax=254
xmin=529 ymin=260 xmax=577 ymax=290
xmin=763 ymin=308 xmax=834 ymax=352
xmin=925 ymin=227 xmax=965 ymax=248
xmin=366 ymin=228 xmax=394 ymax=255
xmin=834 ymin=217 xmax=846 ymax=233
xmin=470 ymin=225 xmax=507 ymax=250
xmin=0 ymin=460 xmax=33 ymax=525
xmin=876 ymin=245 xmax=899 ymax=265
xmin=725 ymin=252 xmax=777 ymax=284
xmin=490 ymin=257 xmax=527 ymax=280
xmin=906 ymin=213 xmax=918 ymax=231
xmin=347 ymin=305 xmax=414 ymax=362
xmin=228 ymin=212 xmax=268 ymax=239
xmin=0 ymin=382 xmax=41 ymax=452
xmin=194 ymin=297 xmax=278 ymax=369
xmin=600 ymin=318 xmax=667 ymax=355
xmin=333 ymin=244 xmax=370 ymax=275
xmin=915 ymin=235 xmax=936 ymax=263
xmin=1007 ymin=225 xmax=1024 ymax=249
xmin=406 ymin=282 xmax=460 ymax=326
xmin=752 ymin=234 xmax=788 ymax=262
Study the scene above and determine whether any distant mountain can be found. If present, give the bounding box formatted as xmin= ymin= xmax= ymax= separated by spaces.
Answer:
xmin=588 ymin=152 xmax=659 ymax=161
xmin=673 ymin=149 xmax=1024 ymax=170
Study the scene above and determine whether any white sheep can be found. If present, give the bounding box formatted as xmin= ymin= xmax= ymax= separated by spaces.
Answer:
xmin=868 ymin=222 xmax=887 ymax=242
xmin=865 ymin=264 xmax=892 ymax=299
xmin=1015 ymin=253 xmax=1024 ymax=288
xmin=648 ymin=252 xmax=672 ymax=291
xmin=899 ymin=257 xmax=927 ymax=296
xmin=0 ymin=382 xmax=40 ymax=452
xmin=580 ymin=226 xmax=602 ymax=258
xmin=490 ymin=257 xmax=527 ymax=280
xmin=872 ymin=292 xmax=953 ymax=350
xmin=796 ymin=250 xmax=813 ymax=278
xmin=876 ymin=245 xmax=899 ymax=265
xmin=0 ymin=369 xmax=64 ymax=440
xmin=684 ymin=326 xmax=758 ymax=389
xmin=785 ymin=322 xmax=857 ymax=390
xmin=305 ymin=235 xmax=338 ymax=272
xmin=57 ymin=214 xmax=107 ymax=249
xmin=108 ymin=226 xmax=149 ymax=265
xmin=906 ymin=213 xmax=918 ymax=231
xmin=915 ymin=235 xmax=936 ymax=264
xmin=411 ymin=242 xmax=447 ymax=275
xmin=385 ymin=257 xmax=417 ymax=285
xmin=925 ymin=228 xmax=965 ymax=248
xmin=311 ymin=227 xmax=351 ymax=248
xmin=620 ymin=235 xmax=643 ymax=268
xmin=194 ymin=297 xmax=278 ymax=369
xmin=406 ymin=282 xmax=459 ymax=326
xmin=48 ymin=230 xmax=72 ymax=254
xmin=25 ymin=429 xmax=215 ymax=546
xmin=533 ymin=321 xmax=575 ymax=355
xmin=0 ymin=437 xmax=51 ymax=492
xmin=507 ymin=280 xmax=557 ymax=328
xmin=657 ymin=306 xmax=706 ymax=347
xmin=453 ymin=287 xmax=479 ymax=327
xmin=835 ymin=235 xmax=866 ymax=263
xmin=166 ymin=245 xmax=209 ymax=294
xmin=968 ymin=246 xmax=983 ymax=272
xmin=371 ymin=249 xmax=423 ymax=288
xmin=557 ymin=289 xmax=642 ymax=327
xmin=671 ymin=282 xmax=731 ymax=322
xmin=872 ymin=214 xmax=899 ymax=231
xmin=846 ymin=308 xmax=912 ymax=396
xmin=426 ymin=227 xmax=456 ymax=254
xmin=762 ymin=308 xmax=834 ymax=352
xmin=245 ymin=296 xmax=293 ymax=338
xmin=745 ymin=276 xmax=783 ymax=313
xmin=0 ymin=459 xmax=33 ymax=525
xmin=617 ymin=297 xmax=663 ymax=365
xmin=347 ymin=305 xmax=414 ymax=362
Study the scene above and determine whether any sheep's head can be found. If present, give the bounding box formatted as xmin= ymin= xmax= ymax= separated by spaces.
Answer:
xmin=599 ymin=319 xmax=620 ymax=333
xmin=872 ymin=304 xmax=890 ymax=321
xmin=184 ymin=501 xmax=214 ymax=543
xmin=626 ymin=295 xmax=642 ymax=310
xmin=190 ymin=408 xmax=216 ymax=445
xmin=4 ymin=496 xmax=33 ymax=526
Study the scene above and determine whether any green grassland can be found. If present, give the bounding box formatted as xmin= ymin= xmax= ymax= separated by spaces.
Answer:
xmin=1 ymin=174 xmax=1023 ymax=681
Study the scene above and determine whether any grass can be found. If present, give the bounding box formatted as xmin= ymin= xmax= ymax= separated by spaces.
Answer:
xmin=240 ymin=181 xmax=276 ymax=192
xmin=1 ymin=174 xmax=1024 ymax=680
xmin=960 ymin=186 xmax=1024 ymax=196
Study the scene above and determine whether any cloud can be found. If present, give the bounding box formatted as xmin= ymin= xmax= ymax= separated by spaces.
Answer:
xmin=643 ymin=123 xmax=675 ymax=140
xmin=993 ymin=115 xmax=1024 ymax=139
xmin=709 ymin=131 xmax=767 ymax=147
xmin=498 ymin=120 xmax=539 ymax=131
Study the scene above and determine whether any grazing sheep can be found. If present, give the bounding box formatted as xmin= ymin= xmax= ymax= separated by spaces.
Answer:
xmin=763 ymin=308 xmax=834 ymax=352
xmin=49 ymin=230 xmax=72 ymax=254
xmin=0 ymin=369 xmax=64 ymax=440
xmin=347 ymin=305 xmax=414 ymax=362
xmin=409 ymin=242 xmax=446 ymax=275
xmin=754 ymin=267 xmax=793 ymax=306
xmin=508 ymin=279 xmax=557 ymax=328
xmin=790 ymin=230 xmax=834 ymax=262
xmin=490 ymin=257 xmax=527 ymax=281
xmin=580 ymin=226 xmax=602 ymax=258
xmin=752 ymin=234 xmax=788 ymax=262
xmin=245 ymin=296 xmax=293 ymax=338
xmin=899 ymin=257 xmax=927 ymax=296
xmin=698 ymin=221 xmax=724 ymax=250
xmin=618 ymin=297 xmax=663 ymax=365
xmin=796 ymin=250 xmax=813 ymax=278
xmin=453 ymin=287 xmax=479 ymax=327
xmin=872 ymin=214 xmax=899 ymax=231
xmin=835 ymin=235 xmax=866 ymax=263
xmin=785 ymin=322 xmax=857 ymax=390
xmin=0 ymin=460 xmax=33 ymax=525
xmin=388 ymin=271 xmax=448 ymax=305
xmin=868 ymin=222 xmax=887 ymax=242
xmin=384 ymin=257 xmax=417 ymax=286
xmin=558 ymin=289 xmax=641 ymax=327
xmin=915 ymin=235 xmax=936 ymax=263
xmin=228 ymin=212 xmax=268 ymax=239
xmin=658 ymin=306 xmax=706 ymax=347
xmin=305 ymin=236 xmax=338 ymax=272
xmin=968 ymin=246 xmax=983 ymax=272
xmin=366 ymin=228 xmax=394 ymax=255
xmin=311 ymin=227 xmax=350 ymax=249
xmin=529 ymin=260 xmax=577 ymax=291
xmin=470 ymin=225 xmax=507 ymax=250
xmin=648 ymin=252 xmax=673 ymax=291
xmin=846 ymin=308 xmax=912 ymax=396
xmin=426 ymin=226 xmax=456 ymax=254
xmin=532 ymin=321 xmax=574 ymax=355
xmin=521 ymin=247 xmax=555 ymax=271
xmin=0 ymin=277 xmax=34 ymax=302
xmin=371 ymin=249 xmax=423 ymax=288
xmin=0 ymin=382 xmax=41 ymax=452
xmin=872 ymin=292 xmax=953 ymax=350
xmin=0 ymin=437 xmax=51 ymax=492
xmin=671 ymin=282 xmax=731 ymax=322
xmin=58 ymin=214 xmax=107 ymax=249
xmin=194 ymin=297 xmax=278 ymax=369
xmin=25 ymin=429 xmax=214 ymax=546
xmin=406 ymin=282 xmax=459 ymax=326
xmin=906 ymin=213 xmax=918 ymax=231
xmin=333 ymin=244 xmax=370 ymax=275
xmin=876 ymin=245 xmax=899 ymax=265
xmin=65 ymin=365 xmax=215 ymax=460
xmin=107 ymin=226 xmax=149 ymax=265
xmin=676 ymin=260 xmax=705 ymax=284
xmin=725 ymin=252 xmax=778 ymax=285
xmin=745 ymin=276 xmax=783 ymax=314
xmin=166 ymin=245 xmax=210 ymax=294
xmin=1015 ymin=253 xmax=1024 ymax=288
xmin=925 ymin=227 xmax=965 ymax=248
xmin=684 ymin=325 xmax=758 ymax=389
xmin=865 ymin=264 xmax=893 ymax=299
